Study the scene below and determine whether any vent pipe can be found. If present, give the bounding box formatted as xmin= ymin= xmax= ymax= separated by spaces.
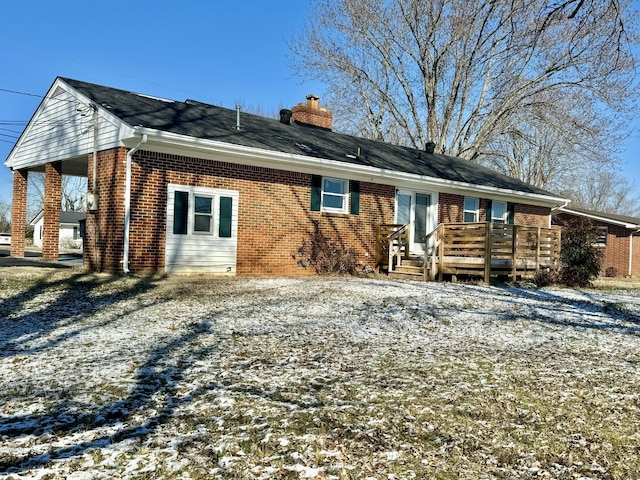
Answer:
xmin=279 ymin=109 xmax=292 ymax=125
xmin=425 ymin=141 xmax=436 ymax=154
xmin=235 ymin=105 xmax=241 ymax=130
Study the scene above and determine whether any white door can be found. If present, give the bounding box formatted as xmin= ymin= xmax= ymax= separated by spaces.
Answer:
xmin=396 ymin=190 xmax=434 ymax=254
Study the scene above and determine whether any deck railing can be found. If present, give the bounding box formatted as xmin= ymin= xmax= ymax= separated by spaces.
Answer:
xmin=377 ymin=222 xmax=561 ymax=283
xmin=429 ymin=222 xmax=561 ymax=283
xmin=376 ymin=224 xmax=409 ymax=273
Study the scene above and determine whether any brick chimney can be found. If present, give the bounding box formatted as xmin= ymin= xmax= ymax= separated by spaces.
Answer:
xmin=291 ymin=94 xmax=332 ymax=130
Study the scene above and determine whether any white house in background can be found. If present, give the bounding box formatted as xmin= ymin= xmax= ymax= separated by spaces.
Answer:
xmin=30 ymin=211 xmax=86 ymax=249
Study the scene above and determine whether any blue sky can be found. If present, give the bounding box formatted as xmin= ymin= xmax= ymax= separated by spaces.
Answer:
xmin=1 ymin=0 xmax=639 ymax=207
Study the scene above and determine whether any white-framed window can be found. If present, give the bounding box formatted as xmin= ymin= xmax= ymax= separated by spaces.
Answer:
xmin=463 ymin=196 xmax=479 ymax=222
xmin=322 ymin=177 xmax=348 ymax=213
xmin=596 ymin=226 xmax=608 ymax=246
xmin=193 ymin=195 xmax=214 ymax=234
xmin=491 ymin=200 xmax=508 ymax=223
xmin=171 ymin=188 xmax=234 ymax=238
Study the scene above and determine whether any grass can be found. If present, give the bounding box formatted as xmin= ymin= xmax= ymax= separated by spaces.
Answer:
xmin=1 ymin=269 xmax=640 ymax=479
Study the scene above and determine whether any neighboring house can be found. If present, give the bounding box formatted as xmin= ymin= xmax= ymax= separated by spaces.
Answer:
xmin=553 ymin=206 xmax=640 ymax=277
xmin=5 ymin=77 xmax=569 ymax=277
xmin=30 ymin=210 xmax=85 ymax=249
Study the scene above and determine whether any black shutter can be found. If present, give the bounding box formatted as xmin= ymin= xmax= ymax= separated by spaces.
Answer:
xmin=485 ymin=199 xmax=492 ymax=222
xmin=173 ymin=191 xmax=188 ymax=235
xmin=219 ymin=196 xmax=233 ymax=238
xmin=508 ymin=203 xmax=515 ymax=224
xmin=311 ymin=175 xmax=322 ymax=211
xmin=349 ymin=180 xmax=360 ymax=215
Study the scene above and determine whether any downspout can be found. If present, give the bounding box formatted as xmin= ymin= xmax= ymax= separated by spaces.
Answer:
xmin=549 ymin=200 xmax=570 ymax=228
xmin=122 ymin=134 xmax=147 ymax=274
xmin=629 ymin=228 xmax=640 ymax=277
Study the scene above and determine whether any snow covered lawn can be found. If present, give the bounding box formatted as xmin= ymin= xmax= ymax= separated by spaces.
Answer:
xmin=1 ymin=268 xmax=640 ymax=479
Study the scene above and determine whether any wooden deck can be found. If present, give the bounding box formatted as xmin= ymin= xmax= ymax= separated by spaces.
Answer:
xmin=377 ymin=222 xmax=561 ymax=284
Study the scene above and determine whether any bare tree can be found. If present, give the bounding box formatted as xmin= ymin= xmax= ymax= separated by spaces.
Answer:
xmin=291 ymin=0 xmax=637 ymax=173
xmin=558 ymin=168 xmax=640 ymax=215
xmin=27 ymin=173 xmax=87 ymax=221
xmin=0 ymin=200 xmax=10 ymax=233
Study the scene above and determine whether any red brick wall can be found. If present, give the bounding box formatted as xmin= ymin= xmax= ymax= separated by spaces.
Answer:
xmin=123 ymin=150 xmax=395 ymax=275
xmin=438 ymin=193 xmax=550 ymax=226
xmin=10 ymin=169 xmax=28 ymax=257
xmin=85 ymin=148 xmax=556 ymax=275
xmin=514 ymin=204 xmax=550 ymax=227
xmin=438 ymin=193 xmax=463 ymax=223
xmin=84 ymin=148 xmax=128 ymax=273
xmin=291 ymin=104 xmax=333 ymax=130
xmin=42 ymin=161 xmax=62 ymax=261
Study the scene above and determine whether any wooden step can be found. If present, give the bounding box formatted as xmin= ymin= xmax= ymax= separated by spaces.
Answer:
xmin=394 ymin=264 xmax=424 ymax=274
xmin=389 ymin=271 xmax=425 ymax=281
xmin=400 ymin=258 xmax=424 ymax=267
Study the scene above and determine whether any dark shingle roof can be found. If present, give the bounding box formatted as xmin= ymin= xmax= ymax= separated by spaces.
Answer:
xmin=61 ymin=77 xmax=559 ymax=198
xmin=559 ymin=206 xmax=640 ymax=227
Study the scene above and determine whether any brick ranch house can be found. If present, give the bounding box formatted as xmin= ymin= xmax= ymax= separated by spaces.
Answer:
xmin=553 ymin=206 xmax=640 ymax=277
xmin=6 ymin=77 xmax=570 ymax=277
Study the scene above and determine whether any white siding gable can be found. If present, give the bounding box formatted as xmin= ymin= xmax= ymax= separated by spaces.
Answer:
xmin=5 ymin=78 xmax=134 ymax=171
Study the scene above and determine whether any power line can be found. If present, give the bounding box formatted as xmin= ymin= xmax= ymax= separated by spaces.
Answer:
xmin=0 ymin=87 xmax=44 ymax=98
xmin=0 ymin=127 xmax=22 ymax=134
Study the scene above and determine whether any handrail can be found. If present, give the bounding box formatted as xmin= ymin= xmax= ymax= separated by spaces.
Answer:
xmin=423 ymin=223 xmax=444 ymax=281
xmin=387 ymin=224 xmax=409 ymax=273
xmin=387 ymin=223 xmax=408 ymax=240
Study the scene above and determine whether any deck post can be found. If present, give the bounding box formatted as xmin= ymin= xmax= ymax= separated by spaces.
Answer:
xmin=511 ymin=224 xmax=518 ymax=281
xmin=438 ymin=224 xmax=445 ymax=281
xmin=536 ymin=226 xmax=541 ymax=271
xmin=483 ymin=222 xmax=492 ymax=285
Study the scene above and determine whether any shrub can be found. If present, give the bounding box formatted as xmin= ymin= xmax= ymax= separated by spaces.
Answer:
xmin=294 ymin=221 xmax=360 ymax=275
xmin=559 ymin=218 xmax=604 ymax=287
xmin=605 ymin=266 xmax=618 ymax=278
xmin=533 ymin=269 xmax=558 ymax=287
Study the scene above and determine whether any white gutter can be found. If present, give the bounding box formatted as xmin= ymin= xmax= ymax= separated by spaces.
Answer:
xmin=132 ymin=127 xmax=568 ymax=207
xmin=122 ymin=134 xmax=147 ymax=274
xmin=549 ymin=200 xmax=571 ymax=228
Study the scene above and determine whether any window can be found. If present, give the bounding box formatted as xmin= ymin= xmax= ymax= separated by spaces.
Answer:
xmin=490 ymin=200 xmax=508 ymax=223
xmin=170 ymin=187 xmax=236 ymax=238
xmin=596 ymin=226 xmax=608 ymax=246
xmin=322 ymin=177 xmax=348 ymax=213
xmin=194 ymin=195 xmax=213 ymax=234
xmin=463 ymin=197 xmax=479 ymax=222
xmin=310 ymin=175 xmax=360 ymax=214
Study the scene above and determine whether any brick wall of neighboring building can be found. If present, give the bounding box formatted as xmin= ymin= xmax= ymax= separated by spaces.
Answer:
xmin=553 ymin=212 xmax=633 ymax=278
xmin=633 ymin=234 xmax=640 ymax=277
xmin=10 ymin=168 xmax=28 ymax=257
xmin=110 ymin=150 xmax=396 ymax=275
xmin=599 ymin=223 xmax=632 ymax=277
xmin=84 ymin=147 xmax=128 ymax=273
xmin=42 ymin=161 xmax=62 ymax=261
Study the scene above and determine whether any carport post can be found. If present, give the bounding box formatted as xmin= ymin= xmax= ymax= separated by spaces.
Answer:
xmin=10 ymin=168 xmax=28 ymax=258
